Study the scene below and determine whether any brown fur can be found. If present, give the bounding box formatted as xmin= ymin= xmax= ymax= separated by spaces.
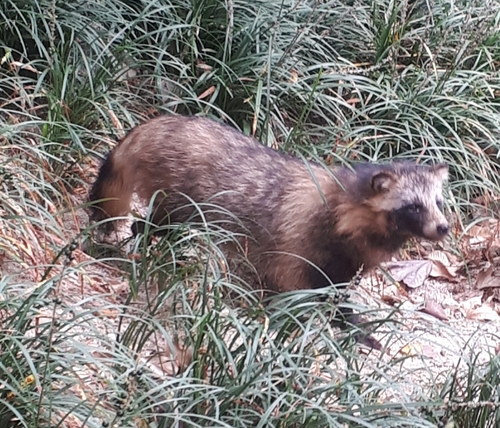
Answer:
xmin=89 ymin=115 xmax=449 ymax=292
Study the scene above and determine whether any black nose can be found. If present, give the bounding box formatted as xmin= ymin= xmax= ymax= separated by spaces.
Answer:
xmin=437 ymin=224 xmax=449 ymax=236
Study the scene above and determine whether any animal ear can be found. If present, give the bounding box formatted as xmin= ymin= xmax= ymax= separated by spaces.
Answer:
xmin=430 ymin=163 xmax=448 ymax=182
xmin=371 ymin=171 xmax=397 ymax=193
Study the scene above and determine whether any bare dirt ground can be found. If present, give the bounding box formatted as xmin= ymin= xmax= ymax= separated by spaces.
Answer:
xmin=359 ymin=218 xmax=500 ymax=384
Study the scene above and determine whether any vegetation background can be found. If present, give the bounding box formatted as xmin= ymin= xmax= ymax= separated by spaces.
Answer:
xmin=1 ymin=0 xmax=500 ymax=426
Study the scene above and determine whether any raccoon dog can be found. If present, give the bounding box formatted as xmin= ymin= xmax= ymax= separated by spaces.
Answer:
xmin=89 ymin=116 xmax=449 ymax=343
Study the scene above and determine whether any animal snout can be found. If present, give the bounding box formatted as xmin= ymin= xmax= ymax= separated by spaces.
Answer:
xmin=436 ymin=223 xmax=449 ymax=237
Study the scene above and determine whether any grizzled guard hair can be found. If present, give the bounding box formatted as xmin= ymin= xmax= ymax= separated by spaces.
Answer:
xmin=89 ymin=115 xmax=449 ymax=348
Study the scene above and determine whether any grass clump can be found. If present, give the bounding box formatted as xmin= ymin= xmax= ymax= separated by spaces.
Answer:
xmin=0 ymin=237 xmax=454 ymax=427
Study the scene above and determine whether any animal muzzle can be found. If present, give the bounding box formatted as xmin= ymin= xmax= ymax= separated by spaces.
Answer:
xmin=436 ymin=223 xmax=449 ymax=237
xmin=422 ymin=217 xmax=449 ymax=241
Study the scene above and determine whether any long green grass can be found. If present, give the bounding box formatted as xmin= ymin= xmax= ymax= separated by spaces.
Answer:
xmin=1 ymin=0 xmax=500 ymax=426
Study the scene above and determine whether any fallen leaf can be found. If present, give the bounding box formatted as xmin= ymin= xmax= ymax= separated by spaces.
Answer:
xmin=429 ymin=260 xmax=459 ymax=281
xmin=427 ymin=250 xmax=461 ymax=280
xmin=465 ymin=222 xmax=492 ymax=242
xmin=198 ymin=85 xmax=215 ymax=100
xmin=461 ymin=295 xmax=483 ymax=313
xmin=420 ymin=300 xmax=448 ymax=321
xmin=401 ymin=342 xmax=422 ymax=356
xmin=476 ymin=265 xmax=500 ymax=289
xmin=427 ymin=250 xmax=450 ymax=265
xmin=380 ymin=284 xmax=408 ymax=306
xmin=467 ymin=304 xmax=500 ymax=321
xmin=380 ymin=294 xmax=403 ymax=306
xmin=385 ymin=260 xmax=432 ymax=288
xmin=196 ymin=61 xmax=212 ymax=72
xmin=10 ymin=61 xmax=40 ymax=74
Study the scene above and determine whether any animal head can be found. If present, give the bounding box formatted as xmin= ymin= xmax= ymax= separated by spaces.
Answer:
xmin=358 ymin=162 xmax=449 ymax=241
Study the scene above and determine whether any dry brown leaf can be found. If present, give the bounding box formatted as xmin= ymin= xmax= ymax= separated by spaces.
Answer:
xmin=380 ymin=294 xmax=403 ymax=306
xmin=427 ymin=250 xmax=450 ymax=265
xmin=420 ymin=300 xmax=448 ymax=321
xmin=467 ymin=304 xmax=500 ymax=321
xmin=427 ymin=250 xmax=462 ymax=280
xmin=197 ymin=85 xmax=215 ymax=100
xmin=196 ymin=61 xmax=212 ymax=72
xmin=385 ymin=260 xmax=432 ymax=288
xmin=466 ymin=222 xmax=492 ymax=241
xmin=461 ymin=295 xmax=483 ymax=314
xmin=476 ymin=265 xmax=500 ymax=289
xmin=11 ymin=61 xmax=40 ymax=74
xmin=429 ymin=260 xmax=459 ymax=281
xmin=107 ymin=108 xmax=124 ymax=138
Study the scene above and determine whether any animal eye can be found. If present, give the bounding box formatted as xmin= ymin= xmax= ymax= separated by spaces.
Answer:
xmin=406 ymin=203 xmax=421 ymax=214
xmin=436 ymin=200 xmax=443 ymax=210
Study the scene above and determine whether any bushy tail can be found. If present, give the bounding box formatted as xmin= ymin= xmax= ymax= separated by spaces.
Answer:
xmin=88 ymin=151 xmax=132 ymax=221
